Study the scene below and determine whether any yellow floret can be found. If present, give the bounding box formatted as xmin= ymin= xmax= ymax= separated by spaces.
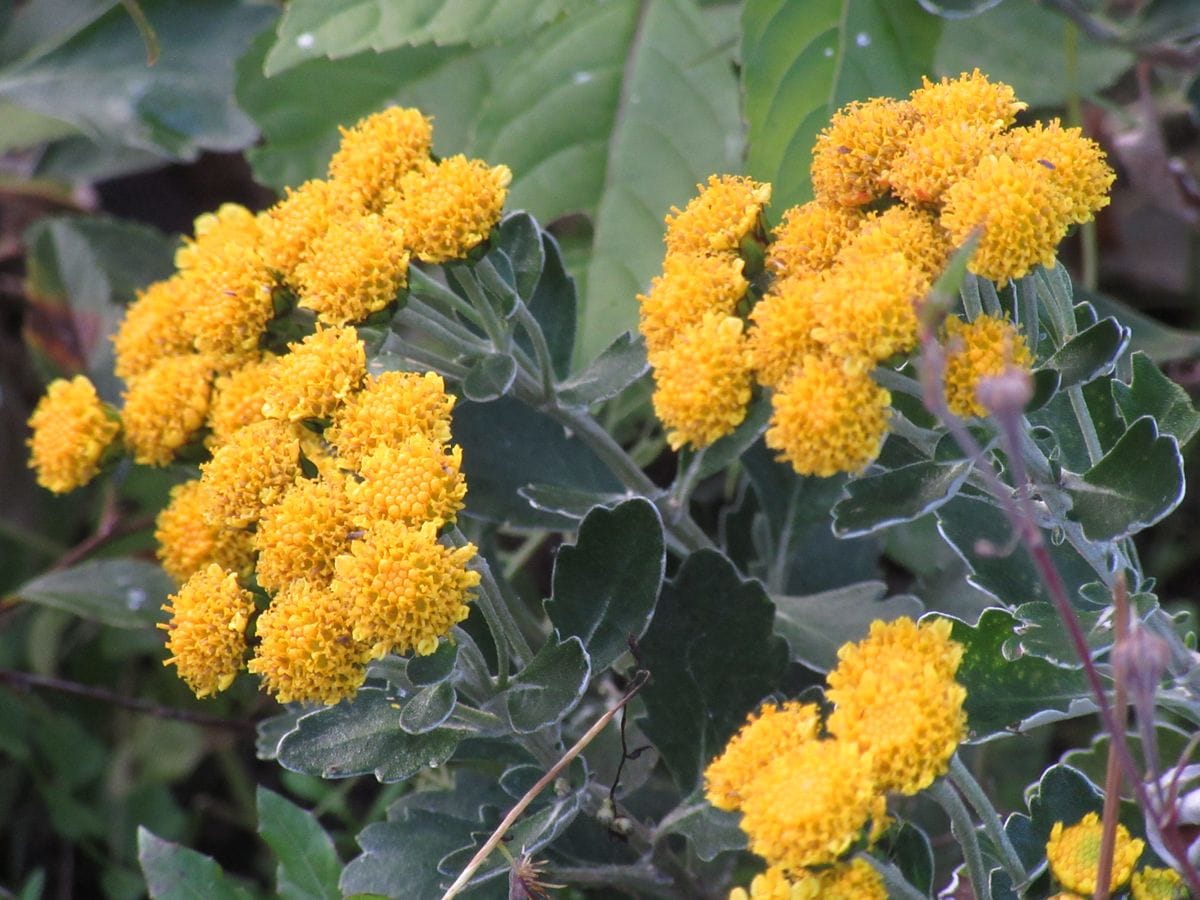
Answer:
xmin=790 ymin=858 xmax=887 ymax=899
xmin=254 ymin=473 xmax=354 ymax=594
xmin=332 ymin=520 xmax=480 ymax=660
xmin=728 ymin=866 xmax=794 ymax=900
xmin=1131 ymin=866 xmax=1188 ymax=899
xmin=159 ymin=563 xmax=256 ymax=699
xmin=811 ymin=97 xmax=916 ymax=208
xmin=248 ymin=577 xmax=368 ymax=705
xmin=942 ymin=314 xmax=1034 ymax=418
xmin=747 ymin=274 xmax=824 ymax=390
xmin=176 ymin=203 xmax=260 ymax=272
xmin=1002 ymin=119 xmax=1115 ymax=224
xmin=765 ymin=357 xmax=891 ymax=477
xmin=665 ymin=175 xmax=772 ymax=255
xmin=326 ymin=370 xmax=455 ymax=469
xmin=388 ymin=155 xmax=511 ymax=263
xmin=26 ymin=375 xmax=120 ymax=493
xmin=328 ymin=106 xmax=433 ymax=210
xmin=704 ymin=701 xmax=822 ymax=812
xmin=349 ymin=437 xmax=466 ymax=530
xmin=199 ymin=419 xmax=302 ymax=527
xmin=206 ymin=354 xmax=278 ymax=447
xmin=908 ymin=69 xmax=1027 ymax=130
xmin=940 ymin=153 xmax=1073 ymax=283
xmin=294 ymin=211 xmax=409 ymax=325
xmin=261 ymin=326 xmax=366 ymax=422
xmin=649 ymin=313 xmax=753 ymax=450
xmin=259 ymin=178 xmax=347 ymax=283
xmin=837 ymin=205 xmax=951 ymax=281
xmin=180 ymin=240 xmax=275 ymax=358
xmin=155 ymin=479 xmax=255 ymax=585
xmin=885 ymin=119 xmax=997 ymax=206
xmin=121 ymin=353 xmax=217 ymax=466
xmin=766 ymin=201 xmax=865 ymax=280
xmin=112 ymin=275 xmax=197 ymax=380
xmin=638 ymin=252 xmax=748 ymax=355
xmin=1046 ymin=812 xmax=1144 ymax=895
xmin=825 ymin=617 xmax=966 ymax=795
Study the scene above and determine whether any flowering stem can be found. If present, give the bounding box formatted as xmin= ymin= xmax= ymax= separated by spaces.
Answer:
xmin=449 ymin=263 xmax=511 ymax=353
xmin=929 ymin=778 xmax=992 ymax=900
xmin=397 ymin=304 xmax=487 ymax=357
xmin=409 ymin=264 xmax=487 ymax=328
xmin=451 ymin=529 xmax=533 ymax=673
xmin=512 ymin=300 xmax=558 ymax=400
xmin=405 ymin=296 xmax=487 ymax=347
xmin=1097 ymin=577 xmax=1131 ymax=900
xmin=858 ymin=853 xmax=929 ymax=900
xmin=1067 ymin=385 xmax=1104 ymax=466
xmin=949 ymin=755 xmax=1028 ymax=887
xmin=961 ymin=273 xmax=985 ymax=321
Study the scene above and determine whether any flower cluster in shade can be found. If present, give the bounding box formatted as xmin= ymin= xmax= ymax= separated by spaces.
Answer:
xmin=25 ymin=106 xmax=501 ymax=705
xmin=1044 ymin=811 xmax=1156 ymax=897
xmin=638 ymin=70 xmax=1110 ymax=476
xmin=706 ymin=617 xmax=967 ymax=894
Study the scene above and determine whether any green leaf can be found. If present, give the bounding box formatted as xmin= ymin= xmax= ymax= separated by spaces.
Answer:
xmin=887 ymin=822 xmax=935 ymax=898
xmin=1018 ymin=763 xmax=1103 ymax=852
xmin=1112 ymin=351 xmax=1200 ymax=447
xmin=256 ymin=709 xmax=306 ymax=762
xmin=658 ymin=796 xmax=746 ymax=862
xmin=340 ymin=810 xmax=470 ymax=899
xmin=518 ymin=485 xmax=634 ymax=522
xmin=524 ymin=227 xmax=576 ymax=380
xmin=555 ymin=331 xmax=647 ymax=408
xmin=638 ymin=549 xmax=788 ymax=791
xmin=1085 ymin=287 xmax=1200 ymax=364
xmin=399 ymin=682 xmax=457 ymax=735
xmin=266 ymin=0 xmax=584 ymax=75
xmin=137 ymin=828 xmax=251 ymax=900
xmin=1040 ymin=317 xmax=1129 ymax=389
xmin=14 ymin=559 xmax=173 ymax=629
xmin=950 ymin=608 xmax=1090 ymax=741
xmin=1066 ymin=416 xmax=1185 ymax=542
xmin=0 ymin=0 xmax=274 ymax=160
xmin=454 ymin=396 xmax=623 ymax=528
xmin=0 ymin=100 xmax=77 ymax=151
xmin=582 ymin=0 xmax=742 ymax=362
xmin=1008 ymin=593 xmax=1158 ymax=667
xmin=833 ymin=460 xmax=972 ymax=538
xmin=276 ymin=688 xmax=460 ymax=782
xmin=544 ymin=499 xmax=664 ymax=672
xmin=406 ymin=640 xmax=459 ymax=685
xmin=935 ymin=0 xmax=1133 ymax=108
xmin=774 ymin=581 xmax=924 ymax=673
xmin=256 ymin=788 xmax=342 ymax=900
xmin=461 ymin=352 xmax=517 ymax=402
xmin=696 ymin=396 xmax=773 ymax=480
xmin=502 ymin=635 xmax=591 ymax=733
xmin=489 ymin=213 xmax=544 ymax=303
xmin=741 ymin=0 xmax=942 ymax=215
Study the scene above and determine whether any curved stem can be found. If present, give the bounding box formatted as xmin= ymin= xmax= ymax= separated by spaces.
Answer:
xmin=949 ymin=755 xmax=1027 ymax=888
xmin=449 ymin=528 xmax=533 ymax=672
xmin=513 ymin=301 xmax=558 ymax=400
xmin=929 ymin=778 xmax=992 ymax=900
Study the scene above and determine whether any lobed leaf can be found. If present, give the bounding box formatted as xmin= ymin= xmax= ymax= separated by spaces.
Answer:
xmin=501 ymin=635 xmax=591 ymax=734
xmin=832 ymin=460 xmax=973 ymax=538
xmin=1040 ymin=316 xmax=1129 ymax=389
xmin=1112 ymin=351 xmax=1200 ymax=447
xmin=555 ymin=331 xmax=647 ymax=409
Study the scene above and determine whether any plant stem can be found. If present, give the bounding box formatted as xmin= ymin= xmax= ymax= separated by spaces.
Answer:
xmin=513 ymin=301 xmax=558 ymax=400
xmin=949 ymin=754 xmax=1027 ymax=887
xmin=449 ymin=263 xmax=510 ymax=352
xmin=858 ymin=853 xmax=929 ymax=900
xmin=453 ymin=529 xmax=533 ymax=671
xmin=930 ymin=778 xmax=992 ymax=900
xmin=1097 ymin=577 xmax=1131 ymax=900
xmin=1067 ymin=385 xmax=1104 ymax=466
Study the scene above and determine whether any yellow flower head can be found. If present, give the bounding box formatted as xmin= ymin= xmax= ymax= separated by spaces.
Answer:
xmin=728 ymin=866 xmax=794 ymax=900
xmin=207 ymin=353 xmax=278 ymax=447
xmin=326 ymin=370 xmax=455 ymax=469
xmin=650 ymin=313 xmax=753 ymax=450
xmin=942 ymin=314 xmax=1034 ymax=418
xmin=389 ymin=155 xmax=511 ymax=263
xmin=909 ymin=69 xmax=1027 ymax=130
xmin=809 ymin=251 xmax=926 ymax=364
xmin=199 ymin=419 xmax=302 ymax=527
xmin=705 ymin=701 xmax=822 ymax=812
xmin=748 ymin=274 xmax=824 ymax=390
xmin=259 ymin=178 xmax=346 ymax=282
xmin=766 ymin=202 xmax=864 ymax=280
xmin=838 ymin=206 xmax=951 ymax=282
xmin=295 ymin=211 xmax=409 ymax=326
xmin=121 ymin=353 xmax=217 ymax=466
xmin=349 ymin=437 xmax=466 ymax=530
xmin=176 ymin=203 xmax=260 ymax=271
xmin=328 ymin=106 xmax=433 ymax=210
xmin=159 ymin=563 xmax=255 ymax=699
xmin=332 ymin=520 xmax=479 ymax=660
xmin=765 ymin=356 xmax=891 ymax=477
xmin=789 ymin=858 xmax=887 ymax=900
xmin=248 ymin=577 xmax=368 ymax=705
xmin=738 ymin=738 xmax=886 ymax=871
xmin=810 ymin=97 xmax=916 ymax=208
xmin=1046 ymin=812 xmax=1144 ymax=895
xmin=885 ymin=120 xmax=997 ymax=206
xmin=638 ymin=252 xmax=748 ymax=355
xmin=825 ymin=617 xmax=966 ymax=795
xmin=1131 ymin=866 xmax=1188 ymax=899
xmin=1002 ymin=119 xmax=1115 ymax=224
xmin=155 ymin=479 xmax=255 ymax=585
xmin=261 ymin=326 xmax=366 ymax=422
xmin=940 ymin=153 xmax=1072 ymax=283
xmin=665 ymin=175 xmax=771 ymax=255
xmin=26 ymin=375 xmax=120 ymax=493
xmin=112 ymin=275 xmax=197 ymax=381
xmin=254 ymin=473 xmax=354 ymax=594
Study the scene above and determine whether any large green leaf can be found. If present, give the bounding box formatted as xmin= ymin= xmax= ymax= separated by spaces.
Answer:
xmin=0 ymin=0 xmax=274 ymax=160
xmin=741 ymin=0 xmax=942 ymax=216
xmin=832 ymin=460 xmax=972 ymax=538
xmin=638 ymin=550 xmax=788 ymax=791
xmin=1066 ymin=416 xmax=1185 ymax=542
xmin=137 ymin=828 xmax=251 ymax=900
xmin=657 ymin=794 xmax=746 ymax=862
xmin=266 ymin=0 xmax=584 ymax=75
xmin=555 ymin=332 xmax=647 ymax=409
xmin=1086 ymin=288 xmax=1200 ymax=363
xmin=276 ymin=687 xmax=460 ymax=782
xmin=1112 ymin=351 xmax=1200 ymax=447
xmin=950 ymin=608 xmax=1090 ymax=741
xmin=14 ymin=559 xmax=173 ymax=629
xmin=544 ymin=499 xmax=665 ymax=672
xmin=501 ymin=636 xmax=591 ymax=734
xmin=256 ymin=788 xmax=342 ymax=900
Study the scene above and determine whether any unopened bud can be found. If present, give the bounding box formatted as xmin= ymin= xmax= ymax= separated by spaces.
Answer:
xmin=975 ymin=366 xmax=1033 ymax=417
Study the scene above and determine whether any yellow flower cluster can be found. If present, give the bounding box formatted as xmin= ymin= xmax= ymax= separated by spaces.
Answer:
xmin=639 ymin=71 xmax=1108 ymax=474
xmin=1045 ymin=812 xmax=1144 ymax=895
xmin=706 ymin=617 xmax=966 ymax=887
xmin=1131 ymin=866 xmax=1188 ymax=899
xmin=26 ymin=375 xmax=120 ymax=493
xmin=942 ymin=314 xmax=1035 ymax=418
